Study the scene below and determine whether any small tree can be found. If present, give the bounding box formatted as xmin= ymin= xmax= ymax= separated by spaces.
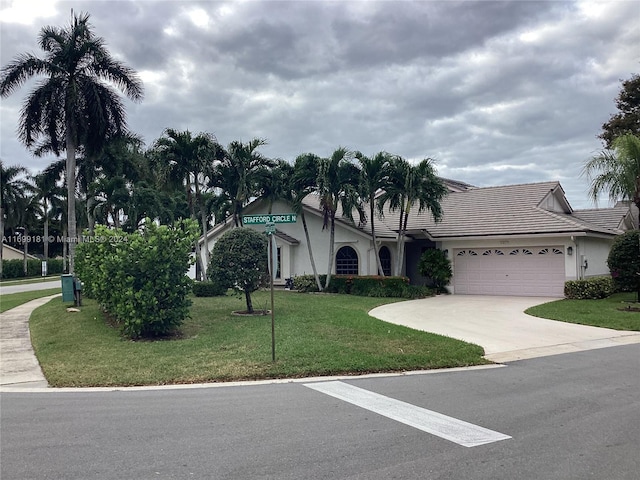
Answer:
xmin=208 ymin=227 xmax=268 ymax=313
xmin=607 ymin=230 xmax=640 ymax=301
xmin=418 ymin=249 xmax=452 ymax=293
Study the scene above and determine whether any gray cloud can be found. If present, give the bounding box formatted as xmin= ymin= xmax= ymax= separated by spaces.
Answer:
xmin=1 ymin=0 xmax=638 ymax=209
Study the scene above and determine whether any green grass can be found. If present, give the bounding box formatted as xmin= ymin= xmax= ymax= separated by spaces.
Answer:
xmin=29 ymin=291 xmax=489 ymax=387
xmin=0 ymin=288 xmax=62 ymax=313
xmin=526 ymin=292 xmax=640 ymax=331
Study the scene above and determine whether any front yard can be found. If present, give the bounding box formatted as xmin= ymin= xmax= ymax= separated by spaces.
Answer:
xmin=525 ymin=292 xmax=640 ymax=330
xmin=29 ymin=291 xmax=488 ymax=387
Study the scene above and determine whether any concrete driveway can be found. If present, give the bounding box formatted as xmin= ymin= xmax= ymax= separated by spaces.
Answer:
xmin=369 ymin=295 xmax=640 ymax=363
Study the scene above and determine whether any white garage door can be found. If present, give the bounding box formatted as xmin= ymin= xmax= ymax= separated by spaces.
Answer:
xmin=453 ymin=247 xmax=565 ymax=297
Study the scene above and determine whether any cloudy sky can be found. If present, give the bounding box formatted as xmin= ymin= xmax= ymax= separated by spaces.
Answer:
xmin=1 ymin=0 xmax=638 ymax=208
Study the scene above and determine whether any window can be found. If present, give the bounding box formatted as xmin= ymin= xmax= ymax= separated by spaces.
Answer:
xmin=336 ymin=246 xmax=358 ymax=275
xmin=276 ymin=247 xmax=281 ymax=279
xmin=379 ymin=246 xmax=391 ymax=276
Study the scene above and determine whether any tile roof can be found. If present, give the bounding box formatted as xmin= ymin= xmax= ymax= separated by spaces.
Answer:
xmin=376 ymin=182 xmax=624 ymax=238
xmin=572 ymin=204 xmax=632 ymax=233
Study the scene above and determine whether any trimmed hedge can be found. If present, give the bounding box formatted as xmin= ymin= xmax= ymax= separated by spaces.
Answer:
xmin=192 ymin=281 xmax=227 ymax=297
xmin=1 ymin=259 xmax=64 ymax=279
xmin=607 ymin=230 xmax=640 ymax=293
xmin=292 ymin=274 xmax=433 ymax=299
xmin=75 ymin=220 xmax=198 ymax=339
xmin=564 ymin=276 xmax=614 ymax=299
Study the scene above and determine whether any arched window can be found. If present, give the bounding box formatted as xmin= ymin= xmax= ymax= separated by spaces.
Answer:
xmin=336 ymin=246 xmax=359 ymax=275
xmin=379 ymin=246 xmax=392 ymax=276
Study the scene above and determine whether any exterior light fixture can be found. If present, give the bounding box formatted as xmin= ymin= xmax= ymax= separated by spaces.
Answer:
xmin=567 ymin=246 xmax=573 ymax=255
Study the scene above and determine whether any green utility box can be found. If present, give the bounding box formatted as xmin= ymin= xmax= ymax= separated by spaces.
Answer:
xmin=61 ymin=274 xmax=75 ymax=302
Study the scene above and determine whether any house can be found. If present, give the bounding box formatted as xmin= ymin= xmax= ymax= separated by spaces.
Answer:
xmin=2 ymin=243 xmax=39 ymax=261
xmin=199 ymin=181 xmax=635 ymax=297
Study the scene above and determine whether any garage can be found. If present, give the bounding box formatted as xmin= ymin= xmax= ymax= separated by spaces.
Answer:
xmin=453 ymin=247 xmax=566 ymax=296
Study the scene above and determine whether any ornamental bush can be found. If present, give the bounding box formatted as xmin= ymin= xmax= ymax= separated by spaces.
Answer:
xmin=417 ymin=248 xmax=452 ymax=293
xmin=208 ymin=227 xmax=268 ymax=313
xmin=607 ymin=230 xmax=640 ymax=295
xmin=75 ymin=220 xmax=198 ymax=339
xmin=290 ymin=274 xmax=429 ymax=298
xmin=192 ymin=281 xmax=227 ymax=297
xmin=564 ymin=276 xmax=614 ymax=299
xmin=1 ymin=258 xmax=63 ymax=279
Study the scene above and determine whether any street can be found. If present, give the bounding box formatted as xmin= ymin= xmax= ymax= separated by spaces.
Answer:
xmin=1 ymin=344 xmax=639 ymax=479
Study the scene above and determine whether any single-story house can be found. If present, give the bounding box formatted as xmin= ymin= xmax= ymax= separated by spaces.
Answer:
xmin=2 ymin=243 xmax=39 ymax=261
xmin=198 ymin=180 xmax=636 ymax=297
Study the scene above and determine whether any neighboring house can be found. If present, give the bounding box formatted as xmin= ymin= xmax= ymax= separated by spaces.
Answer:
xmin=199 ymin=181 xmax=634 ymax=297
xmin=2 ymin=243 xmax=39 ymax=261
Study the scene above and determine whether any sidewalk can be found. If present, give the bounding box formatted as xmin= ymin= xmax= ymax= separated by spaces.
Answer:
xmin=0 ymin=294 xmax=60 ymax=389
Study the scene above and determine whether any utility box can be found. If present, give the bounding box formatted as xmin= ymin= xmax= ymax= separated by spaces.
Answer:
xmin=61 ymin=274 xmax=75 ymax=302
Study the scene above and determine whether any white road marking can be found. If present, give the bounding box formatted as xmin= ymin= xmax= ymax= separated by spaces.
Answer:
xmin=304 ymin=381 xmax=511 ymax=447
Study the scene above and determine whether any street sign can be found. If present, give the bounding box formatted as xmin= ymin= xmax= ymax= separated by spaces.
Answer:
xmin=243 ymin=213 xmax=297 ymax=224
xmin=265 ymin=221 xmax=276 ymax=235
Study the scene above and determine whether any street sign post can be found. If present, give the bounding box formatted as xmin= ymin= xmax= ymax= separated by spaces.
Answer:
xmin=242 ymin=214 xmax=298 ymax=363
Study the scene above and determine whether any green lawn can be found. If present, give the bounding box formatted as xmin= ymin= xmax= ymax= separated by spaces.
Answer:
xmin=29 ymin=291 xmax=489 ymax=387
xmin=525 ymin=292 xmax=640 ymax=331
xmin=0 ymin=288 xmax=62 ymax=313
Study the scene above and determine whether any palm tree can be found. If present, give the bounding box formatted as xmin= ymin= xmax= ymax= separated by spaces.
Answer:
xmin=151 ymin=129 xmax=222 ymax=279
xmin=291 ymin=153 xmax=323 ymax=291
xmin=316 ymin=147 xmax=363 ymax=290
xmin=355 ymin=151 xmax=392 ymax=276
xmin=259 ymin=159 xmax=293 ymax=214
xmin=32 ymin=171 xmax=64 ymax=262
xmin=212 ymin=138 xmax=275 ymax=227
xmin=583 ymin=133 xmax=640 ymax=221
xmin=0 ymin=12 xmax=143 ymax=273
xmin=1 ymin=161 xmax=31 ymax=278
xmin=378 ymin=157 xmax=448 ymax=276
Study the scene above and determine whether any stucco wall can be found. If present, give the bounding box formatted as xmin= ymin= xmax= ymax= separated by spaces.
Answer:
xmin=199 ymin=199 xmax=382 ymax=284
xmin=574 ymin=236 xmax=613 ymax=279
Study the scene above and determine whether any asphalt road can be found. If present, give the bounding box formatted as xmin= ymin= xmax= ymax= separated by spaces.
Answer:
xmin=0 ymin=279 xmax=61 ymax=295
xmin=1 ymin=345 xmax=639 ymax=480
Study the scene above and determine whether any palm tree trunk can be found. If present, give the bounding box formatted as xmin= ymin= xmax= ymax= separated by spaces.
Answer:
xmin=86 ymin=196 xmax=96 ymax=234
xmin=62 ymin=225 xmax=68 ymax=273
xmin=324 ymin=214 xmax=336 ymax=290
xmin=196 ymin=182 xmax=210 ymax=273
xmin=394 ymin=204 xmax=405 ymax=276
xmin=23 ymin=227 xmax=28 ymax=276
xmin=301 ymin=211 xmax=323 ymax=291
xmin=66 ymin=130 xmax=77 ymax=275
xmin=43 ymin=202 xmax=49 ymax=261
xmin=370 ymin=198 xmax=383 ymax=275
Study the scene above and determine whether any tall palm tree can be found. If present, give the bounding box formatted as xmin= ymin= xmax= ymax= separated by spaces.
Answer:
xmin=378 ymin=157 xmax=448 ymax=276
xmin=0 ymin=12 xmax=143 ymax=273
xmin=355 ymin=151 xmax=392 ymax=276
xmin=151 ymin=129 xmax=221 ymax=279
xmin=291 ymin=153 xmax=323 ymax=291
xmin=583 ymin=133 xmax=640 ymax=221
xmin=1 ymin=161 xmax=31 ymax=278
xmin=259 ymin=159 xmax=293 ymax=214
xmin=316 ymin=147 xmax=363 ymax=289
xmin=212 ymin=138 xmax=275 ymax=227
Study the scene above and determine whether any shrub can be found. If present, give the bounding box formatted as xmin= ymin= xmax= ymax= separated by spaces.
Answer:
xmin=564 ymin=276 xmax=615 ymax=299
xmin=192 ymin=281 xmax=227 ymax=297
xmin=292 ymin=274 xmax=325 ymax=292
xmin=208 ymin=228 xmax=268 ymax=313
xmin=292 ymin=274 xmax=415 ymax=298
xmin=75 ymin=220 xmax=198 ymax=339
xmin=418 ymin=249 xmax=452 ymax=292
xmin=1 ymin=258 xmax=63 ymax=279
xmin=607 ymin=230 xmax=640 ymax=294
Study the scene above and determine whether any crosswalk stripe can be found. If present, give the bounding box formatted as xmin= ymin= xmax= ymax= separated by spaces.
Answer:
xmin=304 ymin=381 xmax=511 ymax=447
